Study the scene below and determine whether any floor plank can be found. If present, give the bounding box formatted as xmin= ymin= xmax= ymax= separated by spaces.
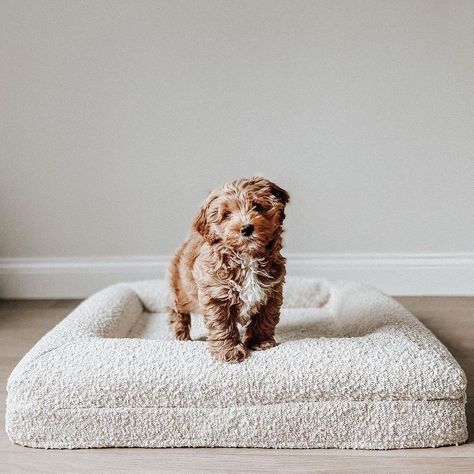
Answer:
xmin=1 ymin=296 xmax=472 ymax=473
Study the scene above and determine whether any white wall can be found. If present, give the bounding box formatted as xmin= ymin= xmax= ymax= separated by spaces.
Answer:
xmin=1 ymin=1 xmax=473 ymax=296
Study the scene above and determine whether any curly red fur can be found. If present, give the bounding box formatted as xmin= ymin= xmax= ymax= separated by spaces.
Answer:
xmin=168 ymin=177 xmax=289 ymax=363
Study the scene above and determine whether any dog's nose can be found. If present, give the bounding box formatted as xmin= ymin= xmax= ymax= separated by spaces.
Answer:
xmin=241 ymin=224 xmax=254 ymax=236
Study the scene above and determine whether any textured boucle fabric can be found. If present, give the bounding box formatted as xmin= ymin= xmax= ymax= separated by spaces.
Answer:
xmin=6 ymin=278 xmax=468 ymax=449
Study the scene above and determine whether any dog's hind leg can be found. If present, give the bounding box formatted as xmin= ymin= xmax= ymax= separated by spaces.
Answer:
xmin=168 ymin=309 xmax=192 ymax=341
xmin=167 ymin=246 xmax=192 ymax=341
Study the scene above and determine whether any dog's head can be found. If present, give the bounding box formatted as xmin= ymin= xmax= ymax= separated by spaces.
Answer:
xmin=193 ymin=177 xmax=289 ymax=254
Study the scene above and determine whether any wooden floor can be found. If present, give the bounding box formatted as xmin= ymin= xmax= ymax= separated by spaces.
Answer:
xmin=1 ymin=297 xmax=473 ymax=473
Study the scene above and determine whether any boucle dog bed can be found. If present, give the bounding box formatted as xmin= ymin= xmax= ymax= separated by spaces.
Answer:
xmin=6 ymin=278 xmax=467 ymax=450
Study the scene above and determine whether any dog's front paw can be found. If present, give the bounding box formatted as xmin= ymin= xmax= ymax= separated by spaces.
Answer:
xmin=212 ymin=343 xmax=249 ymax=363
xmin=175 ymin=330 xmax=191 ymax=341
xmin=244 ymin=338 xmax=276 ymax=351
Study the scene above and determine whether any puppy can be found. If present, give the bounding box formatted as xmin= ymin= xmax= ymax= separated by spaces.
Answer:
xmin=168 ymin=177 xmax=289 ymax=363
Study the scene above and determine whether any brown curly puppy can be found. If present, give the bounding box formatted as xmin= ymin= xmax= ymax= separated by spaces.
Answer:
xmin=168 ymin=177 xmax=289 ymax=363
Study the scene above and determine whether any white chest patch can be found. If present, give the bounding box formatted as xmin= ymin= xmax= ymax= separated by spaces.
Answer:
xmin=236 ymin=259 xmax=268 ymax=326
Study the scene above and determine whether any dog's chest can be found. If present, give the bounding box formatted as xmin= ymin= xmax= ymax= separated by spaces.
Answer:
xmin=234 ymin=259 xmax=268 ymax=326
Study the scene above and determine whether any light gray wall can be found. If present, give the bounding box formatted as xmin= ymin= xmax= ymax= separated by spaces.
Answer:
xmin=1 ymin=0 xmax=473 ymax=258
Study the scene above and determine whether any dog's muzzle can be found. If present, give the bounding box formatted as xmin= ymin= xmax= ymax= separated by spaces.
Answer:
xmin=240 ymin=224 xmax=254 ymax=237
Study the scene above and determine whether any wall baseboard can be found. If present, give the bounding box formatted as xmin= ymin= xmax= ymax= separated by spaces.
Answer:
xmin=1 ymin=253 xmax=473 ymax=299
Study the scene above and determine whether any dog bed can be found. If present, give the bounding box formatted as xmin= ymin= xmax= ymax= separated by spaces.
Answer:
xmin=6 ymin=278 xmax=468 ymax=449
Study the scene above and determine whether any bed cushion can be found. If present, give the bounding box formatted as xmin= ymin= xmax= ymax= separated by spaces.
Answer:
xmin=6 ymin=278 xmax=468 ymax=449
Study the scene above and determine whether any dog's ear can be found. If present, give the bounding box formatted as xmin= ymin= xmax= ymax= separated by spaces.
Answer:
xmin=252 ymin=177 xmax=289 ymax=224
xmin=268 ymin=181 xmax=290 ymax=206
xmin=251 ymin=176 xmax=290 ymax=206
xmin=193 ymin=196 xmax=218 ymax=244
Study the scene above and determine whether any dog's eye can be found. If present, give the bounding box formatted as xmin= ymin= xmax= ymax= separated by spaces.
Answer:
xmin=253 ymin=203 xmax=264 ymax=213
xmin=222 ymin=210 xmax=231 ymax=219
